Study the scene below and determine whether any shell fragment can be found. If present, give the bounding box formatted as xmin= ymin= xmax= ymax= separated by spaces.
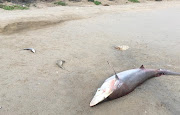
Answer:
xmin=115 ymin=45 xmax=129 ymax=51
xmin=56 ymin=60 xmax=65 ymax=69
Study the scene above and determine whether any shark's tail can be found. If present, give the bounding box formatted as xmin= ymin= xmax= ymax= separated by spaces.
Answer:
xmin=160 ymin=69 xmax=180 ymax=76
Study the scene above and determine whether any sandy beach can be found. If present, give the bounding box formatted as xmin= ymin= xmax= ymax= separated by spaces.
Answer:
xmin=0 ymin=1 xmax=180 ymax=115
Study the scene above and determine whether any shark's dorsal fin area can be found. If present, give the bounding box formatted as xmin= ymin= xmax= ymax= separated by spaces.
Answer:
xmin=107 ymin=61 xmax=119 ymax=80
xmin=140 ymin=65 xmax=145 ymax=69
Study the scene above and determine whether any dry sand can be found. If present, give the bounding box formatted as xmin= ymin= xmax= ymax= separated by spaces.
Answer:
xmin=0 ymin=1 xmax=180 ymax=115
xmin=1 ymin=1 xmax=180 ymax=34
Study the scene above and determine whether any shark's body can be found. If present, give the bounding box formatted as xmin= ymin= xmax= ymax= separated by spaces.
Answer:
xmin=90 ymin=65 xmax=180 ymax=107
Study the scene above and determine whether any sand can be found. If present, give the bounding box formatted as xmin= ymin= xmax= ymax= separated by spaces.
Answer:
xmin=0 ymin=1 xmax=180 ymax=115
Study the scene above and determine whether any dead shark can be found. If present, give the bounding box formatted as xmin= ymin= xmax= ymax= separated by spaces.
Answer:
xmin=90 ymin=65 xmax=180 ymax=107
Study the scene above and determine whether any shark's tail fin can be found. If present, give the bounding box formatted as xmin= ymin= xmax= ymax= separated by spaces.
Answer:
xmin=160 ymin=69 xmax=180 ymax=76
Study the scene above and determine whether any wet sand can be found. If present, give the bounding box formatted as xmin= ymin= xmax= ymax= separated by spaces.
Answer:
xmin=0 ymin=2 xmax=180 ymax=115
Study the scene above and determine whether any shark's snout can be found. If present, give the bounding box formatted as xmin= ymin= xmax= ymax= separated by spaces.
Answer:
xmin=90 ymin=98 xmax=99 ymax=107
xmin=90 ymin=89 xmax=106 ymax=107
xmin=90 ymin=77 xmax=121 ymax=107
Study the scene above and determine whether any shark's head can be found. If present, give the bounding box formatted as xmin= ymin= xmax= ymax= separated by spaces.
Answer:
xmin=90 ymin=77 xmax=122 ymax=107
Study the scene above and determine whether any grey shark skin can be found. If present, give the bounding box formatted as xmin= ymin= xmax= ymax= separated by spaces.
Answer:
xmin=90 ymin=65 xmax=180 ymax=107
